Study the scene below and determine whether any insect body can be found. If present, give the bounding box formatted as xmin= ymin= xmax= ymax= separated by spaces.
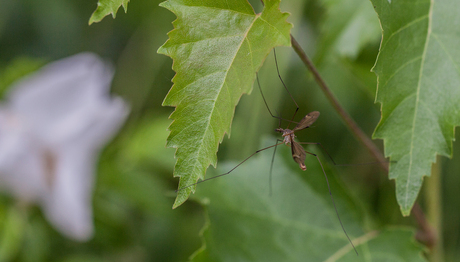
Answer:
xmin=276 ymin=111 xmax=320 ymax=171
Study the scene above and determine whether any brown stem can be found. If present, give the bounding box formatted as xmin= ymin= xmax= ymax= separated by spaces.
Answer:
xmin=289 ymin=34 xmax=437 ymax=249
xmin=413 ymin=202 xmax=437 ymax=249
xmin=290 ymin=35 xmax=388 ymax=172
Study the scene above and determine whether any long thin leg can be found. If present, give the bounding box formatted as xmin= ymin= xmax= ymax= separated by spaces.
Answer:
xmin=273 ymin=48 xmax=299 ymax=129
xmin=304 ymin=150 xmax=358 ymax=256
xmin=298 ymin=142 xmax=390 ymax=166
xmin=256 ymin=73 xmax=299 ymax=125
xmin=275 ymin=109 xmax=281 ymax=128
xmin=269 ymin=139 xmax=283 ymax=196
xmin=298 ymin=142 xmax=338 ymax=165
xmin=176 ymin=142 xmax=285 ymax=192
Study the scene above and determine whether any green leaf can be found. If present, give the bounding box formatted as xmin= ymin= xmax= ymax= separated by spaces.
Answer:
xmin=190 ymin=139 xmax=426 ymax=261
xmin=158 ymin=0 xmax=292 ymax=208
xmin=0 ymin=207 xmax=27 ymax=261
xmin=315 ymin=0 xmax=381 ymax=63
xmin=88 ymin=0 xmax=130 ymax=25
xmin=371 ymin=0 xmax=460 ymax=215
xmin=121 ymin=117 xmax=176 ymax=170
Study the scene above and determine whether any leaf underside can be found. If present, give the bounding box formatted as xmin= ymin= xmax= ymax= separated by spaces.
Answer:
xmin=158 ymin=0 xmax=292 ymax=208
xmin=88 ymin=0 xmax=130 ymax=25
xmin=190 ymin=141 xmax=426 ymax=261
xmin=372 ymin=0 xmax=460 ymax=215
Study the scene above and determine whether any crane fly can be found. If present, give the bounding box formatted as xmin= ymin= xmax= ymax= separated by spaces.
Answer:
xmin=277 ymin=111 xmax=320 ymax=171
xmin=175 ymin=49 xmax=359 ymax=256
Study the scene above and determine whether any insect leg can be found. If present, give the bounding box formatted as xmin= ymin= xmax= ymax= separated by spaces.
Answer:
xmin=273 ymin=48 xmax=299 ymax=129
xmin=299 ymin=142 xmax=391 ymax=167
xmin=269 ymin=138 xmax=283 ymax=196
xmin=176 ymin=142 xmax=285 ymax=192
xmin=304 ymin=150 xmax=358 ymax=256
xmin=256 ymin=73 xmax=298 ymax=125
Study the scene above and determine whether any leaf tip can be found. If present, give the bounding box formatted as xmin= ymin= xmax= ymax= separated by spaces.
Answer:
xmin=158 ymin=0 xmax=169 ymax=8
xmin=401 ymin=208 xmax=411 ymax=217
xmin=172 ymin=186 xmax=195 ymax=208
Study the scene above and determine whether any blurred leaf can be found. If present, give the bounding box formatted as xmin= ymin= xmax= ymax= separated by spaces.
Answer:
xmin=0 ymin=57 xmax=46 ymax=98
xmin=20 ymin=218 xmax=49 ymax=262
xmin=0 ymin=207 xmax=26 ymax=261
xmin=0 ymin=1 xmax=15 ymax=37
xmin=190 ymin=138 xmax=425 ymax=261
xmin=334 ymin=228 xmax=426 ymax=262
xmin=158 ymin=0 xmax=292 ymax=208
xmin=122 ymin=117 xmax=175 ymax=171
xmin=104 ymin=116 xmax=175 ymax=214
xmin=89 ymin=0 xmax=130 ymax=25
xmin=111 ymin=5 xmax=174 ymax=119
xmin=371 ymin=0 xmax=460 ymax=215
xmin=315 ymin=0 xmax=381 ymax=63
xmin=62 ymin=255 xmax=104 ymax=262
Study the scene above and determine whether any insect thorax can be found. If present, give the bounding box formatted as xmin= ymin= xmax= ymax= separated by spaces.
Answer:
xmin=276 ymin=128 xmax=295 ymax=145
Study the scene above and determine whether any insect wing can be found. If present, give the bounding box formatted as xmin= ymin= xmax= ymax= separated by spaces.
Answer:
xmin=291 ymin=141 xmax=307 ymax=170
xmin=292 ymin=111 xmax=320 ymax=131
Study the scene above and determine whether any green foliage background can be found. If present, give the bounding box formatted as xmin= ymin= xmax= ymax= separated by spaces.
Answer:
xmin=0 ymin=0 xmax=458 ymax=261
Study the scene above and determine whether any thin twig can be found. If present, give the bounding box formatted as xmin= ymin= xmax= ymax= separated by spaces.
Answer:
xmin=290 ymin=35 xmax=388 ymax=172
xmin=412 ymin=202 xmax=437 ymax=249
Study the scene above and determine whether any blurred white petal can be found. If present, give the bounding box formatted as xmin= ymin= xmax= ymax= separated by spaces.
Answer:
xmin=0 ymin=111 xmax=47 ymax=201
xmin=42 ymin=149 xmax=96 ymax=241
xmin=0 ymin=53 xmax=129 ymax=241
xmin=7 ymin=53 xmax=115 ymax=144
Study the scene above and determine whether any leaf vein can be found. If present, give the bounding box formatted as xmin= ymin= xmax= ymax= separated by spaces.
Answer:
xmin=406 ymin=0 xmax=433 ymax=207
xmin=168 ymin=33 xmax=247 ymax=47
xmin=173 ymin=3 xmax=255 ymax=17
xmin=380 ymin=56 xmax=422 ymax=90
xmin=432 ymin=33 xmax=460 ymax=76
xmin=380 ymin=14 xmax=428 ymax=52
xmin=259 ymin=17 xmax=287 ymax=43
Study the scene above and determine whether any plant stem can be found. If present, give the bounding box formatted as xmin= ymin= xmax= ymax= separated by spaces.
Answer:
xmin=290 ymin=35 xmax=388 ymax=172
xmin=289 ymin=34 xmax=437 ymax=250
xmin=423 ymin=156 xmax=443 ymax=260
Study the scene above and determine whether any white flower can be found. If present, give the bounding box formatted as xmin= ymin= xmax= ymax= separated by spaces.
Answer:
xmin=0 ymin=53 xmax=129 ymax=241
